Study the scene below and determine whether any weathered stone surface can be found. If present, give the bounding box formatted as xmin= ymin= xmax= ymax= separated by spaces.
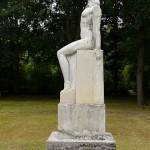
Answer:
xmin=60 ymin=90 xmax=75 ymax=104
xmin=76 ymin=50 xmax=104 ymax=104
xmin=47 ymin=1 xmax=116 ymax=149
xmin=58 ymin=103 xmax=105 ymax=136
xmin=46 ymin=132 xmax=116 ymax=150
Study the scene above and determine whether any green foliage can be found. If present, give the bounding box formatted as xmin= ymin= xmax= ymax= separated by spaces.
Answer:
xmin=0 ymin=0 xmax=62 ymax=94
xmin=121 ymin=64 xmax=136 ymax=92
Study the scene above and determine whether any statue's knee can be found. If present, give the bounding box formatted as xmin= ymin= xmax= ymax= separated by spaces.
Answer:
xmin=57 ymin=51 xmax=61 ymax=58
xmin=57 ymin=50 xmax=65 ymax=58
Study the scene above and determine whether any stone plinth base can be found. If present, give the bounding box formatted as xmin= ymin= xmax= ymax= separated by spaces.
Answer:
xmin=58 ymin=103 xmax=105 ymax=135
xmin=60 ymin=90 xmax=75 ymax=104
xmin=46 ymin=132 xmax=116 ymax=150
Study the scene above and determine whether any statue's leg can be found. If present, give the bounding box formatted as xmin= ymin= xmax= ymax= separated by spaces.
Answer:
xmin=69 ymin=54 xmax=77 ymax=90
xmin=57 ymin=42 xmax=78 ymax=90
xmin=57 ymin=51 xmax=70 ymax=90
xmin=57 ymin=38 xmax=93 ymax=90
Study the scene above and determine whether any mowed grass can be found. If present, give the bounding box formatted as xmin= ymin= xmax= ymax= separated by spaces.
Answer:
xmin=0 ymin=96 xmax=150 ymax=150
xmin=106 ymin=97 xmax=150 ymax=150
xmin=0 ymin=96 xmax=58 ymax=150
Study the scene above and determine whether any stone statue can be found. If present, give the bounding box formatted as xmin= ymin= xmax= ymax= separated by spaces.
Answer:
xmin=47 ymin=1 xmax=116 ymax=149
xmin=57 ymin=0 xmax=102 ymax=92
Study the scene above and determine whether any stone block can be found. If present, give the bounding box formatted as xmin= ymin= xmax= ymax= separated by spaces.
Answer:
xmin=58 ymin=103 xmax=105 ymax=136
xmin=60 ymin=90 xmax=75 ymax=104
xmin=76 ymin=50 xmax=104 ymax=104
xmin=46 ymin=132 xmax=116 ymax=150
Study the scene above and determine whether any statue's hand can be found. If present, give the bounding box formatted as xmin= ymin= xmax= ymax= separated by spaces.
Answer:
xmin=93 ymin=49 xmax=102 ymax=60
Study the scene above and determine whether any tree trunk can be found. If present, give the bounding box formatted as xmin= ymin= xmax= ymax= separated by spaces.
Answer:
xmin=137 ymin=45 xmax=145 ymax=106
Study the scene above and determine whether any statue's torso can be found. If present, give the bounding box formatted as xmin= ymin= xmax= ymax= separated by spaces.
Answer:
xmin=80 ymin=7 xmax=93 ymax=40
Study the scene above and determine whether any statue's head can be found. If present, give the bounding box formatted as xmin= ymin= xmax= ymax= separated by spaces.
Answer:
xmin=88 ymin=0 xmax=100 ymax=5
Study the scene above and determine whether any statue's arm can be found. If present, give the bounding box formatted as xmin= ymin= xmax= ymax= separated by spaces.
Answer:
xmin=92 ymin=6 xmax=102 ymax=59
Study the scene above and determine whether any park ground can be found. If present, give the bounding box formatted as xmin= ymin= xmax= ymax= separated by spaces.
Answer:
xmin=0 ymin=96 xmax=150 ymax=150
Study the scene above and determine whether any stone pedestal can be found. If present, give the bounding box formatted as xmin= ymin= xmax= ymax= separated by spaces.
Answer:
xmin=58 ymin=103 xmax=105 ymax=136
xmin=47 ymin=50 xmax=116 ymax=149
xmin=60 ymin=50 xmax=104 ymax=104
xmin=47 ymin=132 xmax=116 ymax=150
xmin=76 ymin=50 xmax=104 ymax=104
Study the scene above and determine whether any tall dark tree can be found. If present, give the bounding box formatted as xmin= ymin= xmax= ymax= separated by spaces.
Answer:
xmin=54 ymin=0 xmax=87 ymax=43
xmin=135 ymin=0 xmax=150 ymax=106
xmin=0 ymin=0 xmax=149 ymax=98
xmin=121 ymin=0 xmax=150 ymax=105
xmin=101 ymin=0 xmax=124 ymax=95
xmin=0 ymin=0 xmax=55 ymax=93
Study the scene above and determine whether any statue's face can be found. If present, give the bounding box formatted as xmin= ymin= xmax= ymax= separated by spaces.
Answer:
xmin=88 ymin=0 xmax=92 ymax=5
xmin=88 ymin=0 xmax=100 ymax=5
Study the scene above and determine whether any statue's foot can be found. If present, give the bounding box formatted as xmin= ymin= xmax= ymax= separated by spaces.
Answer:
xmin=71 ymin=85 xmax=76 ymax=92
xmin=61 ymin=81 xmax=76 ymax=93
xmin=62 ymin=81 xmax=71 ymax=91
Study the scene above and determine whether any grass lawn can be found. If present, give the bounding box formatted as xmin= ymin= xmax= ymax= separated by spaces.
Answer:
xmin=0 ymin=96 xmax=150 ymax=150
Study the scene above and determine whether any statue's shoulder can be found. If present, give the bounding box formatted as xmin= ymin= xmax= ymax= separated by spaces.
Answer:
xmin=92 ymin=5 xmax=102 ymax=17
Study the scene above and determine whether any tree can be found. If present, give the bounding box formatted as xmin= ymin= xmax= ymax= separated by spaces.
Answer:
xmin=0 ymin=0 xmax=86 ymax=94
xmin=119 ymin=0 xmax=150 ymax=105
xmin=135 ymin=0 xmax=150 ymax=106
xmin=0 ymin=0 xmax=56 ymax=94
xmin=0 ymin=0 xmax=149 ymax=98
xmin=54 ymin=0 xmax=87 ymax=43
xmin=101 ymin=0 xmax=125 ymax=95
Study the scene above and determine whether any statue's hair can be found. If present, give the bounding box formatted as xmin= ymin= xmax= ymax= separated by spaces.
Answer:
xmin=87 ymin=0 xmax=100 ymax=7
xmin=95 ymin=0 xmax=100 ymax=5
xmin=90 ymin=0 xmax=100 ymax=5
